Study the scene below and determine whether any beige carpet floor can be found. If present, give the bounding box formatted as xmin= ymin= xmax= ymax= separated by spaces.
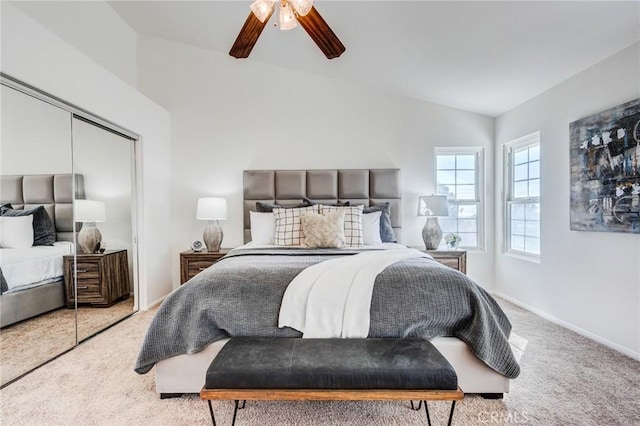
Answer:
xmin=0 ymin=298 xmax=135 ymax=385
xmin=0 ymin=298 xmax=639 ymax=425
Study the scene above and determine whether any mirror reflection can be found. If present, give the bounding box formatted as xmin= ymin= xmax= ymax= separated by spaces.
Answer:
xmin=71 ymin=117 xmax=137 ymax=341
xmin=0 ymin=84 xmax=77 ymax=385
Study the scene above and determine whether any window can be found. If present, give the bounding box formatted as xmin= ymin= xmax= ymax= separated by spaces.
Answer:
xmin=435 ymin=148 xmax=484 ymax=250
xmin=505 ymin=133 xmax=540 ymax=258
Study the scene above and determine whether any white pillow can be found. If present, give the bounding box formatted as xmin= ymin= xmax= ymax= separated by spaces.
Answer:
xmin=0 ymin=215 xmax=34 ymax=248
xmin=362 ymin=211 xmax=382 ymax=245
xmin=250 ymin=211 xmax=276 ymax=245
xmin=273 ymin=205 xmax=319 ymax=246
xmin=319 ymin=205 xmax=364 ymax=247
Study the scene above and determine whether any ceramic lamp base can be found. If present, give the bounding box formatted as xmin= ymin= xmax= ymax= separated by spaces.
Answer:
xmin=78 ymin=222 xmax=102 ymax=254
xmin=422 ymin=217 xmax=442 ymax=250
xmin=203 ymin=220 xmax=223 ymax=252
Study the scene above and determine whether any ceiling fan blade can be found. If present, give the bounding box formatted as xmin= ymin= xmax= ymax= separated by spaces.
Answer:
xmin=296 ymin=6 xmax=345 ymax=59
xmin=229 ymin=10 xmax=274 ymax=59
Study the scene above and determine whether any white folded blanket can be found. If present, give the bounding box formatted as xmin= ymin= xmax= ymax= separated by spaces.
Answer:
xmin=278 ymin=248 xmax=430 ymax=338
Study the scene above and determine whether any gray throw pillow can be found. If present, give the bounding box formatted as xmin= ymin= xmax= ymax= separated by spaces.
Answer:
xmin=255 ymin=200 xmax=312 ymax=213
xmin=363 ymin=202 xmax=397 ymax=243
xmin=302 ymin=197 xmax=350 ymax=207
xmin=0 ymin=205 xmax=56 ymax=246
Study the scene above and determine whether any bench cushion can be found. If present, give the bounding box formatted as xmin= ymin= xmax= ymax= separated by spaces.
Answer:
xmin=204 ymin=338 xmax=458 ymax=390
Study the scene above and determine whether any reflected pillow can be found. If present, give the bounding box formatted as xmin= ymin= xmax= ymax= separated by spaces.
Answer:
xmin=250 ymin=211 xmax=276 ymax=245
xmin=300 ymin=210 xmax=346 ymax=248
xmin=362 ymin=203 xmax=396 ymax=243
xmin=362 ymin=211 xmax=382 ymax=245
xmin=0 ymin=205 xmax=55 ymax=246
xmin=0 ymin=215 xmax=34 ymax=248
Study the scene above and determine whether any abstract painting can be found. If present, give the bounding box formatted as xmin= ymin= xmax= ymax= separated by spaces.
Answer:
xmin=569 ymin=98 xmax=640 ymax=233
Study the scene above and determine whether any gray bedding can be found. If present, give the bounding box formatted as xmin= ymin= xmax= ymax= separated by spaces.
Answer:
xmin=134 ymin=247 xmax=520 ymax=379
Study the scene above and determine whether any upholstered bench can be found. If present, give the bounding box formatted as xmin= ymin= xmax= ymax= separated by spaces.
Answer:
xmin=200 ymin=338 xmax=463 ymax=426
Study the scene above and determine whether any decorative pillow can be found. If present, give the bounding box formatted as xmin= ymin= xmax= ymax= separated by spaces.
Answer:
xmin=255 ymin=201 xmax=312 ymax=213
xmin=300 ymin=210 xmax=346 ymax=248
xmin=362 ymin=211 xmax=382 ymax=245
xmin=0 ymin=205 xmax=56 ymax=246
xmin=273 ymin=205 xmax=319 ymax=246
xmin=250 ymin=211 xmax=276 ymax=245
xmin=363 ymin=203 xmax=396 ymax=243
xmin=302 ymin=197 xmax=350 ymax=207
xmin=0 ymin=215 xmax=34 ymax=248
xmin=319 ymin=205 xmax=364 ymax=248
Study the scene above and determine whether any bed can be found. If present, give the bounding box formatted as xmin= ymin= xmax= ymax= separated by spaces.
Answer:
xmin=0 ymin=174 xmax=84 ymax=328
xmin=137 ymin=169 xmax=519 ymax=396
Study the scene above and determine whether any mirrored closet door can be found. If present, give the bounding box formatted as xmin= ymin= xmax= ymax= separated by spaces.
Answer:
xmin=0 ymin=75 xmax=139 ymax=387
xmin=71 ymin=116 xmax=137 ymax=341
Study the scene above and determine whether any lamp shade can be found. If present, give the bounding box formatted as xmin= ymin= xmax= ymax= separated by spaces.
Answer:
xmin=250 ymin=0 xmax=274 ymax=23
xmin=75 ymin=200 xmax=106 ymax=223
xmin=279 ymin=1 xmax=298 ymax=30
xmin=417 ymin=195 xmax=449 ymax=217
xmin=197 ymin=197 xmax=227 ymax=221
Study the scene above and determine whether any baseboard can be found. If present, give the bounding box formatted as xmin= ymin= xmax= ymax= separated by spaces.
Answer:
xmin=143 ymin=295 xmax=167 ymax=310
xmin=493 ymin=291 xmax=640 ymax=362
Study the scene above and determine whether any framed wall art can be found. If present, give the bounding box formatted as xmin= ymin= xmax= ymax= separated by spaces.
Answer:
xmin=569 ymin=98 xmax=640 ymax=233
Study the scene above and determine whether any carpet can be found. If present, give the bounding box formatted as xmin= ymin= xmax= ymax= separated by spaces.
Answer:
xmin=0 ymin=298 xmax=135 ymax=385
xmin=0 ymin=298 xmax=638 ymax=425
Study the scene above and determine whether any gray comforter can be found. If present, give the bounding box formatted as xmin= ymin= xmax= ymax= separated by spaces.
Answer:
xmin=135 ymin=248 xmax=520 ymax=379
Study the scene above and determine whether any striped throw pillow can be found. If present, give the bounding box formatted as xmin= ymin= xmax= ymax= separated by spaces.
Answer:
xmin=273 ymin=205 xmax=319 ymax=246
xmin=320 ymin=205 xmax=364 ymax=247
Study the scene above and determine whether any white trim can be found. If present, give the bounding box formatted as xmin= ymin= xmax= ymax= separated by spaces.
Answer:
xmin=494 ymin=292 xmax=640 ymax=362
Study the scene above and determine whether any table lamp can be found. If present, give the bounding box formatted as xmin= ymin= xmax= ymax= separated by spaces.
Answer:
xmin=417 ymin=195 xmax=449 ymax=250
xmin=75 ymin=199 xmax=106 ymax=254
xmin=197 ymin=197 xmax=227 ymax=252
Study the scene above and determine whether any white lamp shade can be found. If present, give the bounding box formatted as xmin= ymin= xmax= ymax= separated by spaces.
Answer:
xmin=279 ymin=1 xmax=298 ymax=30
xmin=197 ymin=197 xmax=227 ymax=220
xmin=417 ymin=195 xmax=449 ymax=217
xmin=290 ymin=0 xmax=313 ymax=16
xmin=250 ymin=0 xmax=275 ymax=23
xmin=75 ymin=200 xmax=106 ymax=223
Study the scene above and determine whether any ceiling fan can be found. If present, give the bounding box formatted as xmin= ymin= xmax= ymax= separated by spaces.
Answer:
xmin=229 ymin=0 xmax=346 ymax=60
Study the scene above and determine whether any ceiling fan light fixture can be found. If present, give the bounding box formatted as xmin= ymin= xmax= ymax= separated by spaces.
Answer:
xmin=250 ymin=0 xmax=275 ymax=23
xmin=290 ymin=0 xmax=313 ymax=16
xmin=279 ymin=1 xmax=298 ymax=30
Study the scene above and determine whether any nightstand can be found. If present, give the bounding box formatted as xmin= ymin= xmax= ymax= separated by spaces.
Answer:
xmin=63 ymin=249 xmax=130 ymax=308
xmin=180 ymin=249 xmax=231 ymax=284
xmin=419 ymin=249 xmax=467 ymax=274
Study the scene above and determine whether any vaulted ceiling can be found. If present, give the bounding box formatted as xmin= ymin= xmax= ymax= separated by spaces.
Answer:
xmin=15 ymin=1 xmax=640 ymax=117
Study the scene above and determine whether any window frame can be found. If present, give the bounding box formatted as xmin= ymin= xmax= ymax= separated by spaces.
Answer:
xmin=434 ymin=147 xmax=485 ymax=252
xmin=504 ymin=132 xmax=541 ymax=261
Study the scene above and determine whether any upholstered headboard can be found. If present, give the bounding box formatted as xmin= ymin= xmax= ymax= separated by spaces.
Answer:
xmin=0 ymin=174 xmax=85 ymax=242
xmin=243 ymin=169 xmax=402 ymax=243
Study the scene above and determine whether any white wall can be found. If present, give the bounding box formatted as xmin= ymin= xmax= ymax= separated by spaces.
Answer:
xmin=1 ymin=84 xmax=72 ymax=175
xmin=1 ymin=3 xmax=172 ymax=309
xmin=136 ymin=35 xmax=496 ymax=289
xmin=494 ymin=42 xmax=640 ymax=359
xmin=9 ymin=1 xmax=138 ymax=88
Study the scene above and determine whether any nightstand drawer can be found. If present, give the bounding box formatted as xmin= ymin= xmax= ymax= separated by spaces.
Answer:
xmin=419 ymin=249 xmax=467 ymax=274
xmin=74 ymin=261 xmax=100 ymax=280
xmin=180 ymin=249 xmax=231 ymax=284
xmin=187 ymin=260 xmax=216 ymax=276
xmin=435 ymin=257 xmax=461 ymax=270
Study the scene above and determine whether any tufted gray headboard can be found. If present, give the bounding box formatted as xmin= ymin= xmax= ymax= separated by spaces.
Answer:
xmin=1 ymin=174 xmax=85 ymax=242
xmin=243 ymin=169 xmax=402 ymax=243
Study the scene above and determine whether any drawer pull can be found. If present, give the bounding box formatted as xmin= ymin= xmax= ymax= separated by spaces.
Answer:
xmin=198 ymin=267 xmax=207 ymax=271
xmin=74 ymin=269 xmax=88 ymax=274
xmin=77 ymin=286 xmax=89 ymax=290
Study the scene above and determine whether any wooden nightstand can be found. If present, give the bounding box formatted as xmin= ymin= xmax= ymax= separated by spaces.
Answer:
xmin=420 ymin=249 xmax=467 ymax=274
xmin=180 ymin=249 xmax=231 ymax=284
xmin=63 ymin=249 xmax=130 ymax=308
